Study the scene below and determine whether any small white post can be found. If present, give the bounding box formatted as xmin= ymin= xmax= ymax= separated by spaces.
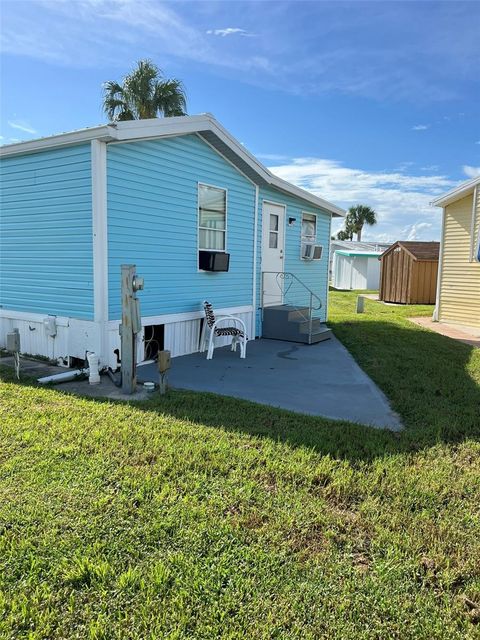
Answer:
xmin=356 ymin=295 xmax=365 ymax=314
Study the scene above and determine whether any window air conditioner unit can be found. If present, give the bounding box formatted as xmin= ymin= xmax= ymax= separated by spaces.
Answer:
xmin=199 ymin=250 xmax=230 ymax=272
xmin=301 ymin=243 xmax=323 ymax=260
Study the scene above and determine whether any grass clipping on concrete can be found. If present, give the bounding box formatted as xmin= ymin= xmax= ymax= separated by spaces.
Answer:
xmin=1 ymin=291 xmax=479 ymax=639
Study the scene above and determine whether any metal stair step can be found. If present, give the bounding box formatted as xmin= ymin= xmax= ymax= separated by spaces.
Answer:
xmin=262 ymin=305 xmax=332 ymax=344
xmin=299 ymin=324 xmax=332 ymax=337
xmin=297 ymin=319 xmax=323 ymax=333
xmin=307 ymin=327 xmax=332 ymax=344
xmin=263 ymin=305 xmax=311 ymax=322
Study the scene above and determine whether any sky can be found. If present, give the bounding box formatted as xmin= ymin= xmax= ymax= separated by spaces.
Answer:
xmin=1 ymin=0 xmax=479 ymax=241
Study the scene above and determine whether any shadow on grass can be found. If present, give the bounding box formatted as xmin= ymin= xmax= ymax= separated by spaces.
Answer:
xmin=1 ymin=319 xmax=479 ymax=464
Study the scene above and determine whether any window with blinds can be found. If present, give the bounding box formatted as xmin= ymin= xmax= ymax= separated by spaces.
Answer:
xmin=198 ymin=184 xmax=227 ymax=251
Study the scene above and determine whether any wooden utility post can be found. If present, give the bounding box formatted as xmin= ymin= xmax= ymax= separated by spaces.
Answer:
xmin=120 ymin=264 xmax=144 ymax=394
xmin=157 ymin=350 xmax=171 ymax=395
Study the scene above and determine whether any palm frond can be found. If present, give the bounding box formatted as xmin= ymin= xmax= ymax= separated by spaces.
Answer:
xmin=154 ymin=79 xmax=187 ymax=116
xmin=116 ymin=109 xmax=136 ymax=121
xmin=102 ymin=81 xmax=127 ymax=121
xmin=102 ymin=60 xmax=187 ymax=121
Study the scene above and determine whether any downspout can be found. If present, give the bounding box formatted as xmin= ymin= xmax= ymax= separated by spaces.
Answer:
xmin=432 ymin=206 xmax=446 ymax=322
xmin=252 ymin=185 xmax=259 ymax=338
xmin=325 ymin=213 xmax=332 ymax=321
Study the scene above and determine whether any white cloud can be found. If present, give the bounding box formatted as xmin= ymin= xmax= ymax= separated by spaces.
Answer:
xmin=405 ymin=222 xmax=433 ymax=241
xmin=0 ymin=1 xmax=267 ymax=76
xmin=206 ymin=28 xmax=253 ymax=37
xmin=463 ymin=165 xmax=480 ymax=178
xmin=412 ymin=124 xmax=429 ymax=131
xmin=257 ymin=153 xmax=291 ymax=162
xmin=396 ymin=161 xmax=415 ymax=172
xmin=475 ymin=141 xmax=480 ymax=145
xmin=8 ymin=119 xmax=37 ymax=134
xmin=268 ymin=157 xmax=456 ymax=242
xmin=1 ymin=1 xmax=477 ymax=103
xmin=421 ymin=165 xmax=440 ymax=172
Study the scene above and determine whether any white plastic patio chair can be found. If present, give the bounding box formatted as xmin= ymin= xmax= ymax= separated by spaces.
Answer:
xmin=200 ymin=300 xmax=248 ymax=360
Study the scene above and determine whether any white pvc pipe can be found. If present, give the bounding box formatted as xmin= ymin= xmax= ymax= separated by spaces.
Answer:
xmin=37 ymin=369 xmax=89 ymax=385
xmin=137 ymin=359 xmax=156 ymax=367
xmin=87 ymin=352 xmax=100 ymax=385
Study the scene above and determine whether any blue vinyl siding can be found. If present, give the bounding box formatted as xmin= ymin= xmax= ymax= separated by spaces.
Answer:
xmin=258 ymin=186 xmax=331 ymax=327
xmin=107 ymin=134 xmax=256 ymax=319
xmin=0 ymin=144 xmax=94 ymax=318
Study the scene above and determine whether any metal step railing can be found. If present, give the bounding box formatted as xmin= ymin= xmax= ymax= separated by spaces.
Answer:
xmin=261 ymin=271 xmax=323 ymax=344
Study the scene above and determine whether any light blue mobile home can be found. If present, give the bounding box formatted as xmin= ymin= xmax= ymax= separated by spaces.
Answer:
xmin=0 ymin=115 xmax=344 ymax=367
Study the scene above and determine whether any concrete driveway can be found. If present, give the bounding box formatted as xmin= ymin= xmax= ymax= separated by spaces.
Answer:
xmin=138 ymin=337 xmax=402 ymax=431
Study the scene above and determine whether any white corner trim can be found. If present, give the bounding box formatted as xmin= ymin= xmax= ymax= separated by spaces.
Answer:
xmin=469 ymin=184 xmax=478 ymax=262
xmin=433 ymin=207 xmax=446 ymax=322
xmin=252 ymin=185 xmax=259 ymax=337
xmin=325 ymin=212 xmax=332 ymax=322
xmin=91 ymin=140 xmax=109 ymax=355
xmin=476 ymin=187 xmax=480 ymax=264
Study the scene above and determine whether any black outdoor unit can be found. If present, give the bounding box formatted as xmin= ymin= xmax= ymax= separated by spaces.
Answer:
xmin=199 ymin=251 xmax=230 ymax=272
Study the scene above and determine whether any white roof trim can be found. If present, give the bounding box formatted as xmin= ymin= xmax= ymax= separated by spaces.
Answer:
xmin=431 ymin=175 xmax=480 ymax=207
xmin=0 ymin=114 xmax=345 ymax=217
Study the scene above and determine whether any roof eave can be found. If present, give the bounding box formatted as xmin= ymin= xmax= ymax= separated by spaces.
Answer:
xmin=268 ymin=176 xmax=345 ymax=217
xmin=0 ymin=125 xmax=118 ymax=156
xmin=197 ymin=116 xmax=345 ymax=216
xmin=431 ymin=176 xmax=480 ymax=207
xmin=0 ymin=113 xmax=345 ymax=217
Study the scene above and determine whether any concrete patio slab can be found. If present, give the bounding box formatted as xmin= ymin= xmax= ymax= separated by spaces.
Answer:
xmin=409 ymin=317 xmax=480 ymax=348
xmin=137 ymin=337 xmax=402 ymax=430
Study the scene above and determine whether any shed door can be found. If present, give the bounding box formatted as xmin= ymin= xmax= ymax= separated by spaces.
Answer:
xmin=261 ymin=202 xmax=285 ymax=306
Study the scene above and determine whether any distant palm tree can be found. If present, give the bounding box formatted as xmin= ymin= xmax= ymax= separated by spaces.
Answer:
xmin=344 ymin=204 xmax=377 ymax=241
xmin=102 ymin=60 xmax=187 ymax=122
xmin=336 ymin=228 xmax=354 ymax=241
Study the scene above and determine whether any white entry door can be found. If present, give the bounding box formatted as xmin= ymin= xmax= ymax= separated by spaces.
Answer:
xmin=261 ymin=201 xmax=285 ymax=306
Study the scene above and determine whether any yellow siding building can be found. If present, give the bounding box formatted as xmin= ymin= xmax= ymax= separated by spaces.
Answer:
xmin=433 ymin=176 xmax=480 ymax=328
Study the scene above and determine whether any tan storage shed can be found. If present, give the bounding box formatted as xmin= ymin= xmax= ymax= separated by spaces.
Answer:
xmin=379 ymin=241 xmax=440 ymax=304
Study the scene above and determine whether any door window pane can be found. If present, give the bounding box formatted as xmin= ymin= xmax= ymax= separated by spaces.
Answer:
xmin=269 ymin=232 xmax=278 ymax=248
xmin=270 ymin=214 xmax=279 ymax=232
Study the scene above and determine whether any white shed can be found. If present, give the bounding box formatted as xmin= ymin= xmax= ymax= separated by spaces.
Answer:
xmin=332 ymin=250 xmax=383 ymax=290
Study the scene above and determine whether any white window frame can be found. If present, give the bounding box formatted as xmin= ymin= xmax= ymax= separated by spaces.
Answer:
xmin=301 ymin=212 xmax=318 ymax=259
xmin=198 ymin=182 xmax=228 ymax=253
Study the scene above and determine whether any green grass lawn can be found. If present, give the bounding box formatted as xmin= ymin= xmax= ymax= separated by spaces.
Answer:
xmin=1 ymin=291 xmax=479 ymax=639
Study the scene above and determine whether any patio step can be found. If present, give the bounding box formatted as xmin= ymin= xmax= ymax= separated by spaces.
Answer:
xmin=262 ymin=305 xmax=332 ymax=344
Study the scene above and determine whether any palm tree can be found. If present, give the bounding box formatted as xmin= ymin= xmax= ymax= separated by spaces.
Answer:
xmin=336 ymin=228 xmax=353 ymax=241
xmin=102 ymin=60 xmax=187 ymax=122
xmin=344 ymin=204 xmax=377 ymax=241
